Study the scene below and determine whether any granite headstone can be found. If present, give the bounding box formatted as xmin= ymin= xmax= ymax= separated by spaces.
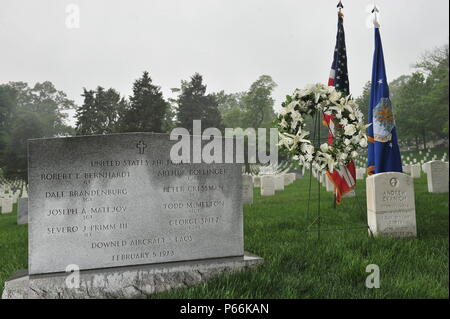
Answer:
xmin=17 ymin=197 xmax=28 ymax=225
xmin=242 ymin=175 xmax=253 ymax=205
xmin=27 ymin=133 xmax=244 ymax=275
xmin=260 ymin=176 xmax=275 ymax=196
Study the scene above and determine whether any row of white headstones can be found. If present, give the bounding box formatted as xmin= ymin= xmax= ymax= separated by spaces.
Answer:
xmin=242 ymin=159 xmax=449 ymax=205
xmin=241 ymin=172 xmax=299 ymax=204
xmin=354 ymin=150 xmax=448 ymax=169
xmin=0 ymin=180 xmax=28 ymax=215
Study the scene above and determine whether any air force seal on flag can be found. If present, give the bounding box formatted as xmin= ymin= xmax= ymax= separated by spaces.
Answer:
xmin=373 ymin=97 xmax=395 ymax=142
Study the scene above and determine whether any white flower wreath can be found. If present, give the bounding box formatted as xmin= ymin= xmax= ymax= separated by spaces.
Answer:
xmin=276 ymin=83 xmax=370 ymax=173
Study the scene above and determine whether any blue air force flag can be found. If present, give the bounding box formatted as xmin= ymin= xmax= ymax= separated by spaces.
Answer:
xmin=367 ymin=26 xmax=402 ymax=175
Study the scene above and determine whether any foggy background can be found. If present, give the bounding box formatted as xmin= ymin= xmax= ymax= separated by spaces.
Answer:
xmin=0 ymin=0 xmax=448 ymax=125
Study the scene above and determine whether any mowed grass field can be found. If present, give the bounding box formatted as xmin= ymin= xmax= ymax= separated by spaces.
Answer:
xmin=0 ymin=173 xmax=448 ymax=298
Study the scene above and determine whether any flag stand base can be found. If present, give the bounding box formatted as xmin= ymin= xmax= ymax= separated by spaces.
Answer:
xmin=302 ymin=110 xmax=371 ymax=240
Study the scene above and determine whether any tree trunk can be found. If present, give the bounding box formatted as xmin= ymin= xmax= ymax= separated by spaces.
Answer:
xmin=415 ymin=136 xmax=420 ymax=150
xmin=422 ymin=129 xmax=427 ymax=150
xmin=244 ymin=161 xmax=251 ymax=174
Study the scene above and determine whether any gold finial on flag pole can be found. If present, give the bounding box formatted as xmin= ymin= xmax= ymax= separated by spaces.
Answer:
xmin=337 ymin=1 xmax=344 ymax=17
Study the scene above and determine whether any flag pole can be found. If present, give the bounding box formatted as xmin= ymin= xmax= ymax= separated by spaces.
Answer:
xmin=333 ymin=0 xmax=344 ymax=209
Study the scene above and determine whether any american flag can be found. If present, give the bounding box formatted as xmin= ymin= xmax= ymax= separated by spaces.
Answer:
xmin=328 ymin=14 xmax=349 ymax=93
xmin=324 ymin=12 xmax=356 ymax=204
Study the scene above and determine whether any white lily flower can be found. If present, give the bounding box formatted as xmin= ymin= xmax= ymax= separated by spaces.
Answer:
xmin=302 ymin=142 xmax=315 ymax=156
xmin=305 ymin=153 xmax=313 ymax=162
xmin=278 ymin=133 xmax=294 ymax=148
xmin=323 ymin=153 xmax=335 ymax=172
xmin=359 ymin=137 xmax=368 ymax=148
xmin=340 ymin=118 xmax=348 ymax=126
xmin=355 ymin=110 xmax=363 ymax=120
xmin=314 ymin=93 xmax=321 ymax=104
xmin=290 ymin=110 xmax=302 ymax=130
xmin=329 ymin=90 xmax=341 ymax=102
xmin=352 ymin=134 xmax=361 ymax=143
xmin=282 ymin=130 xmax=310 ymax=152
xmin=344 ymin=124 xmax=356 ymax=136
xmin=281 ymin=101 xmax=298 ymax=117
xmin=320 ymin=143 xmax=329 ymax=153
xmin=344 ymin=104 xmax=353 ymax=114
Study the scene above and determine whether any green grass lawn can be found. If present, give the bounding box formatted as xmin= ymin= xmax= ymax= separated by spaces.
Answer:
xmin=0 ymin=174 xmax=448 ymax=298
xmin=0 ymin=203 xmax=28 ymax=296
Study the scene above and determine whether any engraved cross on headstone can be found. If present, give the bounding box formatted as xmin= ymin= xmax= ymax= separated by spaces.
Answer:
xmin=136 ymin=140 xmax=147 ymax=154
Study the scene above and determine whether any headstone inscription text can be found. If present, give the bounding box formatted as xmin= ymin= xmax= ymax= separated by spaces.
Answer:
xmin=366 ymin=172 xmax=416 ymax=238
xmin=28 ymin=133 xmax=243 ymax=275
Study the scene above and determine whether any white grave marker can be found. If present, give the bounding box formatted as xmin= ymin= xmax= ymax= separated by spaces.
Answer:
xmin=422 ymin=160 xmax=449 ymax=193
xmin=366 ymin=172 xmax=416 ymax=238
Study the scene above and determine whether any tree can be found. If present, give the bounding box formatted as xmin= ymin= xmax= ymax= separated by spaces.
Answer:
xmin=222 ymin=106 xmax=246 ymax=128
xmin=394 ymin=72 xmax=429 ymax=149
xmin=121 ymin=71 xmax=168 ymax=133
xmin=0 ymin=85 xmax=17 ymax=165
xmin=209 ymin=76 xmax=278 ymax=172
xmin=354 ymin=81 xmax=371 ymax=122
xmin=76 ymin=87 xmax=127 ymax=135
xmin=392 ymin=45 xmax=449 ymax=149
xmin=7 ymin=81 xmax=75 ymax=137
xmin=240 ymin=75 xmax=277 ymax=129
xmin=240 ymin=75 xmax=277 ymax=172
xmin=175 ymin=73 xmax=223 ymax=133
xmin=213 ymin=91 xmax=244 ymax=114
xmin=389 ymin=74 xmax=411 ymax=107
xmin=2 ymin=111 xmax=45 ymax=180
xmin=0 ymin=81 xmax=75 ymax=180
xmin=425 ymin=66 xmax=449 ymax=137
xmin=213 ymin=91 xmax=246 ymax=128
xmin=415 ymin=45 xmax=449 ymax=76
xmin=213 ymin=76 xmax=277 ymax=130
xmin=161 ymin=101 xmax=176 ymax=133
xmin=417 ymin=45 xmax=449 ymax=138
xmin=75 ymin=89 xmax=96 ymax=135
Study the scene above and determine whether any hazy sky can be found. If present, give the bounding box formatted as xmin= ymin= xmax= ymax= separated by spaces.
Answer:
xmin=1 ymin=0 xmax=448 ymax=125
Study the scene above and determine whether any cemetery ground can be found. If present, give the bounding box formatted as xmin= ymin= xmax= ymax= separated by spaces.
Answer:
xmin=0 ymin=173 xmax=448 ymax=299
